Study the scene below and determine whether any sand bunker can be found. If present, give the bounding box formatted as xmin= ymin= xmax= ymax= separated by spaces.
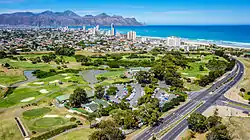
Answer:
xmin=33 ymin=82 xmax=44 ymax=85
xmin=40 ymin=89 xmax=49 ymax=94
xmin=21 ymin=97 xmax=35 ymax=102
xmin=49 ymin=80 xmax=59 ymax=84
xmin=64 ymin=77 xmax=71 ymax=79
xmin=61 ymin=74 xmax=68 ymax=76
xmin=65 ymin=115 xmax=73 ymax=119
xmin=43 ymin=115 xmax=59 ymax=118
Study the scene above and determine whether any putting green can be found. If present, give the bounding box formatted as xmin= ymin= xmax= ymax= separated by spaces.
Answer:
xmin=23 ymin=107 xmax=52 ymax=119
xmin=33 ymin=117 xmax=65 ymax=128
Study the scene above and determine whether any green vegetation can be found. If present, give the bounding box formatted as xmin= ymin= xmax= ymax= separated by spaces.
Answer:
xmin=187 ymin=109 xmax=231 ymax=140
xmin=30 ymin=124 xmax=77 ymax=140
xmin=54 ymin=128 xmax=95 ymax=140
xmin=33 ymin=117 xmax=66 ymax=128
xmin=69 ymin=88 xmax=89 ymax=108
xmin=89 ymin=120 xmax=125 ymax=140
xmin=23 ymin=107 xmax=52 ymax=119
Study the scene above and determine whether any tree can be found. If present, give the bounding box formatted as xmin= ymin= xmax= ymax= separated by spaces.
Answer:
xmin=240 ymin=88 xmax=246 ymax=93
xmin=215 ymin=50 xmax=224 ymax=57
xmin=206 ymin=124 xmax=231 ymax=140
xmin=69 ymin=88 xmax=88 ymax=108
xmin=135 ymin=71 xmax=154 ymax=84
xmin=95 ymin=85 xmax=105 ymax=99
xmin=0 ymin=51 xmax=7 ymax=59
xmin=89 ymin=120 xmax=125 ymax=140
xmin=205 ymin=108 xmax=222 ymax=129
xmin=87 ymin=113 xmax=97 ymax=127
xmin=199 ymin=65 xmax=205 ymax=71
xmin=55 ymin=47 xmax=75 ymax=56
xmin=187 ymin=113 xmax=208 ymax=133
xmin=106 ymin=86 xmax=118 ymax=95
xmin=42 ymin=55 xmax=52 ymax=63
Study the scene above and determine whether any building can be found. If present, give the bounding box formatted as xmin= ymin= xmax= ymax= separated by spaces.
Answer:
xmin=111 ymin=23 xmax=115 ymax=36
xmin=127 ymin=31 xmax=137 ymax=41
xmin=55 ymin=94 xmax=70 ymax=106
xmin=166 ymin=36 xmax=181 ymax=47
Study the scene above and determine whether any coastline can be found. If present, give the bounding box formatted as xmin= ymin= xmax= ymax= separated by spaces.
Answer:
xmin=137 ymin=35 xmax=250 ymax=49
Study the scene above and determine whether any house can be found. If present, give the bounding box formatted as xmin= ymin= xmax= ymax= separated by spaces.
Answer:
xmin=56 ymin=94 xmax=70 ymax=104
xmin=81 ymin=99 xmax=109 ymax=113
xmin=82 ymin=102 xmax=99 ymax=113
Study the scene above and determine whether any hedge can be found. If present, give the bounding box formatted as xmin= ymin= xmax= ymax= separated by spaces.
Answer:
xmin=30 ymin=124 xmax=77 ymax=140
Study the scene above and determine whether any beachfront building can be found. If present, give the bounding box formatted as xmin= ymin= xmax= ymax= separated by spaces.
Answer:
xmin=166 ymin=36 xmax=181 ymax=47
xmin=127 ymin=31 xmax=137 ymax=41
xmin=111 ymin=23 xmax=115 ymax=36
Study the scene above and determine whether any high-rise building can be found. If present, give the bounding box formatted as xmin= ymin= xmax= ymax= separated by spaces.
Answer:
xmin=166 ymin=36 xmax=181 ymax=47
xmin=82 ymin=26 xmax=86 ymax=31
xmin=127 ymin=31 xmax=137 ymax=41
xmin=111 ymin=23 xmax=115 ymax=36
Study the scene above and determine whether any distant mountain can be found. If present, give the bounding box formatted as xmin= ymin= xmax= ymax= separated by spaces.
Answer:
xmin=0 ymin=10 xmax=142 ymax=26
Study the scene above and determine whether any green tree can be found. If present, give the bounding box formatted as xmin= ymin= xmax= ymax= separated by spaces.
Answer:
xmin=0 ymin=51 xmax=7 ymax=59
xmin=135 ymin=71 xmax=154 ymax=84
xmin=206 ymin=124 xmax=231 ymax=140
xmin=69 ymin=88 xmax=88 ymax=108
xmin=42 ymin=55 xmax=52 ymax=63
xmin=95 ymin=85 xmax=105 ymax=99
xmin=89 ymin=120 xmax=125 ymax=140
xmin=55 ymin=47 xmax=75 ymax=56
xmin=199 ymin=65 xmax=205 ymax=71
xmin=106 ymin=86 xmax=118 ymax=95
xmin=187 ymin=113 xmax=208 ymax=133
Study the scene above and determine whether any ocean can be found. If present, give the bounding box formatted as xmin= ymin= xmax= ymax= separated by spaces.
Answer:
xmin=70 ymin=25 xmax=250 ymax=48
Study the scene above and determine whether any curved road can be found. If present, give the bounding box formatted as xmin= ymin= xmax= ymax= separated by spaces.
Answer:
xmin=136 ymin=60 xmax=245 ymax=140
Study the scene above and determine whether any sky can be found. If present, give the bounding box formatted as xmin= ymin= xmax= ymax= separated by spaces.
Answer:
xmin=0 ymin=0 xmax=250 ymax=25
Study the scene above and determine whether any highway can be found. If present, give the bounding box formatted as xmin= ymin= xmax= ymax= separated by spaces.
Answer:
xmin=136 ymin=60 xmax=245 ymax=140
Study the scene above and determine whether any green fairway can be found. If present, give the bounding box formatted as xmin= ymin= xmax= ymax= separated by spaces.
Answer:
xmin=0 ymin=58 xmax=53 ymax=70
xmin=33 ymin=117 xmax=66 ymax=128
xmin=0 ymin=87 xmax=41 ymax=108
xmin=96 ymin=70 xmax=125 ymax=78
xmin=179 ymin=62 xmax=209 ymax=78
xmin=23 ymin=107 xmax=52 ymax=119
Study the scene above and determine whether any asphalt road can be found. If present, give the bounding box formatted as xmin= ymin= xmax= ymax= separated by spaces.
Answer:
xmin=136 ymin=60 xmax=244 ymax=140
xmin=160 ymin=60 xmax=245 ymax=140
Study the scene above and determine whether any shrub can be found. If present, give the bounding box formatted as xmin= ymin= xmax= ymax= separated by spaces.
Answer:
xmin=70 ymin=117 xmax=77 ymax=122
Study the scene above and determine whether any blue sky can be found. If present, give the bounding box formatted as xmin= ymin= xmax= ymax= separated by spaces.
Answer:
xmin=0 ymin=0 xmax=250 ymax=25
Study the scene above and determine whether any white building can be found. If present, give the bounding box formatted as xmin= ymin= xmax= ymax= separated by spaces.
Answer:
xmin=111 ymin=23 xmax=115 ymax=36
xmin=127 ymin=31 xmax=137 ymax=41
xmin=166 ymin=36 xmax=181 ymax=47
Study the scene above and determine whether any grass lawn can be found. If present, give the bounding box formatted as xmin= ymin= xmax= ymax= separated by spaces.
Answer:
xmin=179 ymin=62 xmax=209 ymax=79
xmin=54 ymin=128 xmax=95 ymax=140
xmin=0 ymin=58 xmax=53 ymax=70
xmin=33 ymin=117 xmax=66 ymax=128
xmin=96 ymin=70 xmax=125 ymax=78
xmin=23 ymin=107 xmax=52 ymax=119
xmin=0 ymin=87 xmax=41 ymax=108
xmin=0 ymin=109 xmax=23 ymax=140
xmin=237 ymin=58 xmax=250 ymax=100
xmin=0 ymin=66 xmax=26 ymax=86
xmin=26 ymin=117 xmax=69 ymax=133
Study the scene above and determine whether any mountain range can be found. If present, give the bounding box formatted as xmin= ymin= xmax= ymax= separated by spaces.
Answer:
xmin=0 ymin=10 xmax=142 ymax=26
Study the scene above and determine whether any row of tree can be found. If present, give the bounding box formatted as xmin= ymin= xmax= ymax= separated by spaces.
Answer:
xmin=187 ymin=110 xmax=231 ymax=140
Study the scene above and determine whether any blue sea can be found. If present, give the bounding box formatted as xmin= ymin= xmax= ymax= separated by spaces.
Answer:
xmin=69 ymin=25 xmax=250 ymax=48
